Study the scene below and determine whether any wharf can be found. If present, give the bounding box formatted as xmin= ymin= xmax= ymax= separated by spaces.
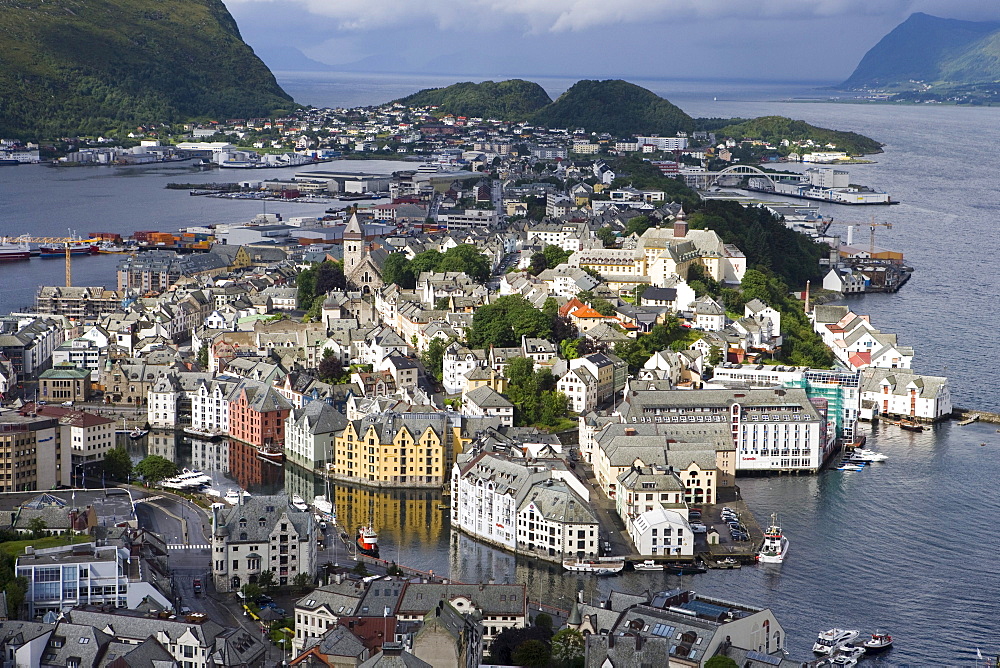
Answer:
xmin=953 ymin=408 xmax=1000 ymax=425
xmin=695 ymin=498 xmax=764 ymax=563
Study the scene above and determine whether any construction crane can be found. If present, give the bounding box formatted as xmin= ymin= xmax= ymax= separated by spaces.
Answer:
xmin=0 ymin=235 xmax=98 ymax=287
xmin=826 ymin=215 xmax=894 ymax=255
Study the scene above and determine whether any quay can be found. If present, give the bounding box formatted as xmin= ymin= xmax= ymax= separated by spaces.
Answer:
xmin=953 ymin=408 xmax=999 ymax=425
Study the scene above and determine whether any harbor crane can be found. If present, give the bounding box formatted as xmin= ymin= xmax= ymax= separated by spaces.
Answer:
xmin=0 ymin=235 xmax=98 ymax=287
xmin=827 ymin=215 xmax=894 ymax=255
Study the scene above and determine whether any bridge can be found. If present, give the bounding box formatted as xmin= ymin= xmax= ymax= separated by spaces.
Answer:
xmin=681 ymin=164 xmax=802 ymax=191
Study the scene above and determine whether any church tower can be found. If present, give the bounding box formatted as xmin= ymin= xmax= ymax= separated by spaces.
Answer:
xmin=343 ymin=213 xmax=364 ymax=271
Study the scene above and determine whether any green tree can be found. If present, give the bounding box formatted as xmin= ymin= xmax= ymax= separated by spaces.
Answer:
xmin=591 ymin=298 xmax=616 ymax=316
xmin=28 ymin=517 xmax=48 ymax=538
xmin=542 ymin=244 xmax=571 ymax=268
xmin=381 ymin=252 xmax=415 ymax=289
xmin=292 ymin=573 xmax=312 ymax=590
xmin=705 ymin=657 xmax=739 ymax=668
xmin=197 ymin=344 xmax=209 ymax=369
xmin=623 ymin=214 xmax=653 ymax=237
xmin=560 ymin=338 xmax=580 ymax=360
xmin=467 ymin=296 xmax=552 ymax=348
xmin=134 ymin=455 xmax=178 ymax=484
xmin=353 ymin=561 xmax=369 ymax=576
xmin=512 ymin=639 xmax=551 ymax=668
xmin=709 ymin=345 xmax=724 ymax=366
xmin=595 ymin=226 xmax=617 ymax=248
xmin=551 ymin=627 xmax=585 ymax=666
xmin=256 ymin=569 xmax=275 ymax=592
xmin=102 ymin=446 xmax=133 ymax=482
xmin=533 ymin=612 xmax=553 ymax=632
xmin=241 ymin=582 xmax=263 ymax=603
xmin=438 ymin=244 xmax=491 ymax=283
xmin=422 ymin=338 xmax=448 ymax=382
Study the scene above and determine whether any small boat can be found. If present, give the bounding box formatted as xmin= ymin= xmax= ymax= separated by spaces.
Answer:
xmin=862 ymin=631 xmax=893 ymax=653
xmin=313 ymin=494 xmax=336 ymax=523
xmin=357 ymin=524 xmax=379 ymax=557
xmin=633 ymin=560 xmax=663 ymax=571
xmin=813 ymin=629 xmax=860 ymax=655
xmin=898 ymin=419 xmax=924 ymax=432
xmin=757 ymin=513 xmax=789 ymax=564
xmin=665 ymin=561 xmax=707 ymax=575
xmin=715 ymin=557 xmax=741 ymax=569
xmin=129 ymin=427 xmax=149 ymax=440
xmin=224 ymin=489 xmax=250 ymax=505
xmin=849 ymin=448 xmax=888 ymax=462
xmin=291 ymin=494 xmax=310 ymax=512
xmin=827 ymin=645 xmax=866 ymax=666
xmin=257 ymin=443 xmax=285 ymax=464
xmin=562 ymin=559 xmax=625 ymax=575
xmin=836 ymin=463 xmax=865 ymax=471
xmin=183 ymin=426 xmax=222 ymax=440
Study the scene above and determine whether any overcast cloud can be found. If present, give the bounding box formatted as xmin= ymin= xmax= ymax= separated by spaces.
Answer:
xmin=223 ymin=0 xmax=1000 ymax=82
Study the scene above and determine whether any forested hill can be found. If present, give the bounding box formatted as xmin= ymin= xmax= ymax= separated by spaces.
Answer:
xmin=394 ymin=80 xmax=553 ymax=120
xmin=716 ymin=116 xmax=883 ymax=156
xmin=0 ymin=0 xmax=295 ymax=139
xmin=532 ymin=80 xmax=694 ymax=136
xmin=395 ymin=78 xmax=694 ymax=136
xmin=842 ymin=12 xmax=1000 ymax=89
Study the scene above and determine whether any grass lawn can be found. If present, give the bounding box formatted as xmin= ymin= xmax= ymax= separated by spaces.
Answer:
xmin=0 ymin=534 xmax=92 ymax=558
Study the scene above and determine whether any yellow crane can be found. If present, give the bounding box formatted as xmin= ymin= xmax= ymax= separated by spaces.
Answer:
xmin=827 ymin=215 xmax=894 ymax=255
xmin=0 ymin=235 xmax=98 ymax=287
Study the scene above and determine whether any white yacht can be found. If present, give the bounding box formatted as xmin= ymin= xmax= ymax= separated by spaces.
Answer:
xmin=827 ymin=646 xmax=866 ymax=666
xmin=756 ymin=513 xmax=789 ymax=564
xmin=850 ymin=448 xmax=888 ymax=462
xmin=291 ymin=494 xmax=310 ymax=512
xmin=224 ymin=489 xmax=251 ymax=505
xmin=813 ymin=629 xmax=860 ymax=655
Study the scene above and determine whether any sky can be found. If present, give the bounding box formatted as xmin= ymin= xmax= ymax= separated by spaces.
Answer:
xmin=222 ymin=0 xmax=1000 ymax=82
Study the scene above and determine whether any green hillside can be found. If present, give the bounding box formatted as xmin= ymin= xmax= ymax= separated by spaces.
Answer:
xmin=842 ymin=12 xmax=1000 ymax=89
xmin=395 ymin=80 xmax=552 ymax=120
xmin=718 ymin=116 xmax=883 ymax=156
xmin=0 ymin=0 xmax=295 ymax=139
xmin=532 ymin=79 xmax=694 ymax=136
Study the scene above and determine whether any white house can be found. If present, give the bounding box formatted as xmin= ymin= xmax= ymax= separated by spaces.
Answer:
xmin=462 ymin=385 xmax=514 ymax=427
xmin=628 ymin=507 xmax=693 ymax=557
xmin=557 ymin=367 xmax=597 ymax=414
xmin=442 ymin=343 xmax=487 ymax=395
xmin=861 ymin=368 xmax=952 ymax=421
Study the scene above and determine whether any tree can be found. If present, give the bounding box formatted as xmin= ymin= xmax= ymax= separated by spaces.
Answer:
xmin=542 ymin=244 xmax=571 ymax=268
xmin=318 ymin=354 xmax=344 ymax=384
xmin=102 ymin=446 xmax=133 ymax=482
xmin=512 ymin=639 xmax=551 ymax=668
xmin=241 ymin=582 xmax=263 ymax=603
xmin=551 ymin=628 xmax=585 ymax=666
xmin=528 ymin=252 xmax=548 ymax=276
xmin=595 ymin=225 xmax=617 ymax=248
xmin=352 ymin=561 xmax=369 ymax=576
xmin=437 ymin=244 xmax=490 ymax=283
xmin=533 ymin=612 xmax=553 ymax=632
xmin=381 ymin=252 xmax=414 ymax=289
xmin=256 ymin=569 xmax=275 ymax=592
xmin=467 ymin=296 xmax=552 ymax=348
xmin=591 ymin=298 xmax=616 ymax=316
xmin=197 ymin=343 xmax=209 ymax=369
xmin=314 ymin=260 xmax=346 ymax=294
xmin=134 ymin=455 xmax=178 ymax=484
xmin=705 ymin=657 xmax=739 ymax=668
xmin=488 ymin=626 xmax=553 ymax=664
xmin=292 ymin=573 xmax=312 ymax=590
xmin=28 ymin=517 xmax=47 ymax=538
xmin=623 ymin=214 xmax=653 ymax=237
xmin=422 ymin=338 xmax=447 ymax=382
xmin=709 ymin=345 xmax=723 ymax=366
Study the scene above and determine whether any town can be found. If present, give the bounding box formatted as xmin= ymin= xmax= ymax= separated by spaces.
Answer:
xmin=0 ymin=100 xmax=949 ymax=668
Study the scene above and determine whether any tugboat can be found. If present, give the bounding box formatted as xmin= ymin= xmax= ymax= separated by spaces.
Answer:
xmin=862 ymin=631 xmax=893 ymax=653
xmin=757 ymin=513 xmax=789 ymax=563
xmin=356 ymin=524 xmax=379 ymax=557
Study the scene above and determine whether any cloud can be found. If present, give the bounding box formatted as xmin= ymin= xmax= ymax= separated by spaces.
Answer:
xmin=224 ymin=0 xmax=961 ymax=34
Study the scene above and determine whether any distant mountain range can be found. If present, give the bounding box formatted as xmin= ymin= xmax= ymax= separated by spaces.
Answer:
xmin=396 ymin=79 xmax=695 ymax=136
xmin=842 ymin=12 xmax=1000 ymax=89
xmin=0 ymin=0 xmax=295 ymax=139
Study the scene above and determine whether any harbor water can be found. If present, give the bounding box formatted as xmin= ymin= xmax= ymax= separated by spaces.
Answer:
xmin=5 ymin=80 xmax=1000 ymax=663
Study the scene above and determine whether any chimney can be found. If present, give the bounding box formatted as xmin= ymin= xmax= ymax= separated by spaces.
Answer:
xmin=804 ymin=280 xmax=811 ymax=313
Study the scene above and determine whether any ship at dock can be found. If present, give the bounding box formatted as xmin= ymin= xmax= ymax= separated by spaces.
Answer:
xmin=0 ymin=241 xmax=31 ymax=261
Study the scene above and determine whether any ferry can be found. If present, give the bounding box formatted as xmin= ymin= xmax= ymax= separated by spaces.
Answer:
xmin=757 ymin=513 xmax=789 ymax=564
xmin=562 ymin=559 xmax=625 ymax=575
xmin=356 ymin=524 xmax=379 ymax=557
xmin=813 ymin=629 xmax=860 ymax=655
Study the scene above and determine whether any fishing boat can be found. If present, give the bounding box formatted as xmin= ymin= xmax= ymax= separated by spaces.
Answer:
xmin=757 ymin=513 xmax=789 ymax=564
xmin=862 ymin=631 xmax=893 ymax=653
xmin=257 ymin=442 xmax=285 ymax=464
xmin=356 ymin=524 xmax=379 ymax=557
xmin=563 ymin=559 xmax=625 ymax=575
xmin=665 ymin=561 xmax=707 ymax=575
xmin=0 ymin=241 xmax=31 ymax=261
xmin=38 ymin=244 xmax=98 ymax=258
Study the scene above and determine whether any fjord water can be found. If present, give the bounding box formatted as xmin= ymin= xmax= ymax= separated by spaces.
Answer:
xmin=7 ymin=77 xmax=1000 ymax=662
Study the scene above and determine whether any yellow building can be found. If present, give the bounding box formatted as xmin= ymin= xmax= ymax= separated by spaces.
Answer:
xmin=332 ymin=413 xmax=467 ymax=487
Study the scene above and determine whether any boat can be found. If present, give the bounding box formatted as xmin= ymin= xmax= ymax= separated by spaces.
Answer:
xmin=96 ymin=242 xmax=130 ymax=254
xmin=836 ymin=463 xmax=865 ymax=471
xmin=813 ymin=629 xmax=860 ymax=655
xmin=38 ymin=244 xmax=98 ymax=258
xmin=633 ymin=560 xmax=663 ymax=571
xmin=291 ymin=494 xmax=310 ymax=512
xmin=757 ymin=513 xmax=789 ymax=564
xmin=715 ymin=557 xmax=742 ymax=569
xmin=224 ymin=488 xmax=250 ymax=505
xmin=562 ymin=559 xmax=625 ymax=575
xmin=827 ymin=646 xmax=866 ymax=666
xmin=183 ymin=426 xmax=222 ymax=440
xmin=356 ymin=524 xmax=380 ymax=557
xmin=665 ymin=561 xmax=707 ymax=575
xmin=129 ymin=427 xmax=149 ymax=440
xmin=0 ymin=241 xmax=31 ymax=261
xmin=899 ymin=419 xmax=924 ymax=432
xmin=313 ymin=494 xmax=336 ymax=523
xmin=849 ymin=448 xmax=888 ymax=462
xmin=862 ymin=631 xmax=893 ymax=653
xmin=257 ymin=442 xmax=285 ymax=464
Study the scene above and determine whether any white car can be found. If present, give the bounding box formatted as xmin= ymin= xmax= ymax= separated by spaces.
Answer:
xmin=690 ymin=522 xmax=708 ymax=533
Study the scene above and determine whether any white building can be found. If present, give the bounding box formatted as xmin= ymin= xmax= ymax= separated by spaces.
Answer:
xmin=462 ymin=386 xmax=514 ymax=427
xmin=191 ymin=378 xmax=236 ymax=434
xmin=442 ymin=343 xmax=487 ymax=395
xmin=285 ymin=400 xmax=344 ymax=469
xmin=557 ymin=367 xmax=597 ymax=414
xmin=861 ymin=368 xmax=952 ymax=422
xmin=147 ymin=372 xmax=182 ymax=428
xmin=292 ymin=578 xmax=365 ymax=653
xmin=628 ymin=507 xmax=693 ymax=557
xmin=16 ymin=543 xmax=171 ymax=618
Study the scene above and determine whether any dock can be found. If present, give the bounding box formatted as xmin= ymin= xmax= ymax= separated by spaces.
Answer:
xmin=695 ymin=498 xmax=764 ymax=563
xmin=958 ymin=413 xmax=981 ymax=426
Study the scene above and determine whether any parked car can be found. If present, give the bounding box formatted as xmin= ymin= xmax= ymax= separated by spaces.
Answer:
xmin=730 ymin=531 xmax=750 ymax=541
xmin=261 ymin=603 xmax=286 ymax=615
xmin=690 ymin=522 xmax=708 ymax=533
xmin=688 ymin=510 xmax=702 ymax=520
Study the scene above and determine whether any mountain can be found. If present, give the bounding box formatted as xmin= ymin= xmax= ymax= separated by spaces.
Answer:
xmin=252 ymin=46 xmax=334 ymax=72
xmin=532 ymin=80 xmax=693 ymax=136
xmin=395 ymin=80 xmax=552 ymax=120
xmin=0 ymin=0 xmax=295 ymax=139
xmin=842 ymin=12 xmax=1000 ymax=89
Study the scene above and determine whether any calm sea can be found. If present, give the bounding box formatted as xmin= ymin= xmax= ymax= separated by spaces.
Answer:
xmin=11 ymin=74 xmax=1000 ymax=664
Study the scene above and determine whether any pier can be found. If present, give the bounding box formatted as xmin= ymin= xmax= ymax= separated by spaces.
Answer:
xmin=954 ymin=408 xmax=999 ymax=425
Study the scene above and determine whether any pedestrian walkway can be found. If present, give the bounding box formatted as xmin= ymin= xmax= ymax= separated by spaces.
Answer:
xmin=168 ymin=544 xmax=210 ymax=550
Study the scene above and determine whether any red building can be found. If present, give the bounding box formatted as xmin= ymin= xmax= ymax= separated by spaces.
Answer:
xmin=227 ymin=380 xmax=292 ymax=448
